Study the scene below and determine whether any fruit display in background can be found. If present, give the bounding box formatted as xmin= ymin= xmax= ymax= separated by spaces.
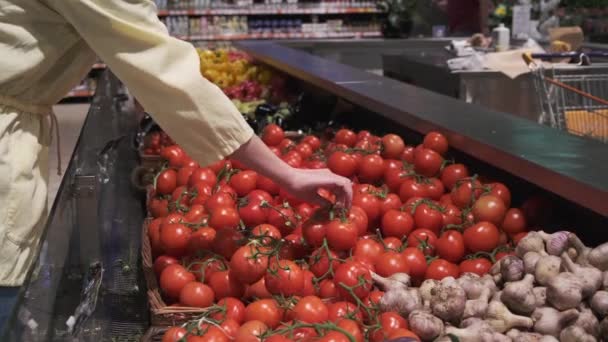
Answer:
xmin=142 ymin=121 xmax=607 ymax=342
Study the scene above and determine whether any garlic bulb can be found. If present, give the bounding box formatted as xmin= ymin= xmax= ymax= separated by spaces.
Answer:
xmin=590 ymin=290 xmax=608 ymax=317
xmin=546 ymin=272 xmax=584 ymax=310
xmin=371 ymin=272 xmax=422 ymax=316
xmin=516 ymin=232 xmax=546 ymax=258
xmin=560 ymin=325 xmax=597 ymax=342
xmin=573 ymin=304 xmax=600 ymax=338
xmin=485 ymin=300 xmax=534 ymax=333
xmin=430 ymin=277 xmax=466 ymax=323
xmin=502 ymin=274 xmax=537 ymax=314
xmin=445 ymin=319 xmax=493 ymax=342
xmin=533 ymin=287 xmax=546 ymax=307
xmin=500 ymin=255 xmax=524 ymax=282
xmin=408 ymin=310 xmax=444 ymax=341
xmin=523 ymin=252 xmax=541 ymax=275
xmin=531 ymin=307 xmax=579 ymax=336
xmin=463 ymin=287 xmax=491 ymax=319
xmin=537 ymin=231 xmax=570 ymax=256
xmin=419 ymin=278 xmax=439 ymax=308
xmin=561 ymin=252 xmax=603 ymax=298
xmin=534 ymin=255 xmax=561 ymax=286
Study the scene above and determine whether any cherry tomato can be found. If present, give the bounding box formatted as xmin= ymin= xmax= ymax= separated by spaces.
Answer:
xmin=401 ymin=247 xmax=428 ymax=281
xmin=464 ymin=221 xmax=500 ymax=252
xmin=358 ymin=154 xmax=385 ymax=183
xmin=337 ymin=319 xmax=364 ymax=342
xmin=381 ymin=209 xmax=414 ymax=238
xmin=387 ymin=328 xmax=420 ymax=341
xmin=436 ymin=230 xmax=465 ymax=263
xmin=187 ymin=227 xmax=216 ymax=253
xmin=442 ymin=204 xmax=463 ymax=227
xmin=425 ymin=259 xmax=460 ymax=280
xmin=327 ymin=151 xmax=358 ymax=178
xmin=156 ymin=169 xmax=178 ymax=195
xmin=460 ymin=258 xmax=493 ymax=276
xmin=334 ymin=129 xmax=357 ymax=147
xmin=208 ymin=206 xmax=240 ymax=230
xmin=149 ymin=197 xmax=169 ymax=218
xmin=208 ymin=270 xmax=246 ymax=301
xmin=230 ymin=245 xmax=269 ymax=284
xmin=251 ymin=223 xmax=282 ymax=242
xmin=148 ymin=218 xmax=165 ymax=255
xmin=318 ymin=331 xmax=350 ymax=342
xmin=160 ymin=146 xmax=185 ymax=167
xmin=160 ymin=223 xmax=192 ymax=257
xmin=399 ymin=178 xmax=429 ymax=202
xmin=229 ymin=170 xmax=258 ymax=196
xmin=334 ymin=261 xmax=372 ymax=302
xmin=319 ymin=279 xmax=338 ymax=299
xmin=245 ymin=299 xmax=283 ymax=329
xmin=353 ymin=239 xmax=383 ymax=264
xmin=262 ymin=124 xmax=285 ymax=146
xmin=153 ymin=255 xmax=179 ymax=277
xmin=176 ymin=167 xmax=195 ymax=187
xmin=451 ymin=178 xmax=483 ymax=209
xmin=327 ymin=301 xmax=363 ymax=322
xmin=326 ymin=219 xmax=359 ymax=251
xmin=383 ymin=237 xmax=403 ymax=251
xmin=245 ymin=277 xmax=273 ymax=299
xmin=162 ymin=327 xmax=187 ymax=342
xmin=212 ymin=297 xmax=246 ymax=324
xmin=375 ymin=251 xmax=410 ymax=277
xmin=413 ymin=148 xmax=443 ymax=177
xmin=381 ymin=134 xmax=406 ymax=159
xmin=257 ymin=175 xmax=280 ymax=195
xmin=291 ymin=296 xmax=328 ymax=323
xmin=160 ymin=264 xmax=195 ymax=299
xmin=472 ymin=195 xmax=507 ymax=225
xmin=501 ymin=208 xmax=527 ymax=234
xmin=309 ymin=248 xmax=340 ymax=278
xmin=212 ymin=228 xmax=243 ymax=260
xmin=205 ymin=192 xmax=236 ymax=212
xmin=179 ymin=281 xmax=214 ymax=308
xmin=370 ymin=311 xmax=409 ymax=341
xmin=352 ymin=193 xmax=381 ymax=223
xmin=265 ymin=259 xmax=304 ymax=296
xmin=379 ymin=193 xmax=402 ymax=216
xmin=188 ymin=167 xmax=217 ymax=188
xmin=279 ymin=138 xmax=296 ymax=152
xmin=487 ymin=182 xmax=512 ymax=208
xmin=239 ymin=201 xmax=268 ymax=228
xmin=406 ymin=229 xmax=438 ymax=256
xmin=384 ymin=168 xmax=412 ymax=194
xmin=302 ymin=135 xmax=321 ymax=150
xmin=440 ymin=163 xmax=469 ymax=190
xmin=412 ymin=202 xmax=444 ymax=235
xmin=423 ymin=131 xmax=449 ymax=155
xmin=219 ymin=319 xmax=240 ymax=340
xmin=348 ymin=206 xmax=369 ymax=236
xmin=235 ymin=320 xmax=268 ymax=342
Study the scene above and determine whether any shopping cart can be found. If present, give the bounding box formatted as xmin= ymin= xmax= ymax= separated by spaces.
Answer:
xmin=523 ymin=52 xmax=608 ymax=143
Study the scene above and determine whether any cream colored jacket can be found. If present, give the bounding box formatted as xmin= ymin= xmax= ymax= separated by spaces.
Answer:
xmin=0 ymin=0 xmax=253 ymax=285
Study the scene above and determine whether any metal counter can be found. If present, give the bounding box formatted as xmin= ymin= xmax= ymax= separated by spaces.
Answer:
xmin=0 ymin=72 xmax=149 ymax=341
xmin=237 ymin=41 xmax=608 ymax=217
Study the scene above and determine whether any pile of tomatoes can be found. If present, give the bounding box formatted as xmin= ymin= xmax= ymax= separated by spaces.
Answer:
xmin=148 ymin=124 xmax=532 ymax=342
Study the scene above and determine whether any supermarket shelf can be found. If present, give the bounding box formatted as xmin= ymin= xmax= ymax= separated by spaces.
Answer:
xmin=184 ymin=31 xmax=381 ymax=41
xmin=158 ymin=5 xmax=383 ymax=16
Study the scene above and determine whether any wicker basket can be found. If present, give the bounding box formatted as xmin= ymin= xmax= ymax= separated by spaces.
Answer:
xmin=139 ymin=149 xmax=164 ymax=170
xmin=141 ymin=326 xmax=167 ymax=342
xmin=142 ymin=219 xmax=212 ymax=327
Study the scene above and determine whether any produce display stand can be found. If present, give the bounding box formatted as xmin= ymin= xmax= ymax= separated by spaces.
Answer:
xmin=0 ymin=39 xmax=607 ymax=341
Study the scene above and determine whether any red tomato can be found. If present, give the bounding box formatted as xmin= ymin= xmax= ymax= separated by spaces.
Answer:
xmin=309 ymin=248 xmax=340 ymax=278
xmin=400 ymin=145 xmax=415 ymax=163
xmin=149 ymin=198 xmax=169 ymax=218
xmin=251 ymin=223 xmax=282 ymax=242
xmin=337 ymin=319 xmax=364 ymax=342
xmin=464 ymin=222 xmax=500 ymax=252
xmin=413 ymin=148 xmax=443 ymax=177
xmin=327 ymin=151 xmax=358 ymax=178
xmin=176 ymin=167 xmax=195 ymax=187
xmin=291 ymin=296 xmax=328 ymax=323
xmin=245 ymin=277 xmax=273 ymax=299
xmin=179 ymin=281 xmax=214 ymax=308
xmin=334 ymin=261 xmax=373 ymax=302
xmin=440 ymin=163 xmax=469 ymax=190
xmin=282 ymin=150 xmax=303 ymax=168
xmin=472 ymin=195 xmax=507 ymax=225
xmin=160 ymin=223 xmax=192 ymax=257
xmin=183 ymin=204 xmax=206 ymax=224
xmin=487 ymin=182 xmax=512 ymax=208
xmin=399 ymin=178 xmax=429 ymax=202
xmin=353 ymin=239 xmax=384 ymax=264
xmin=294 ymin=143 xmax=313 ymax=159
xmin=436 ymin=230 xmax=465 ymax=263
xmin=423 ymin=131 xmax=449 ymax=155
xmin=384 ymin=168 xmax=412 ymax=194
xmin=375 ymin=251 xmax=410 ymax=277
xmin=212 ymin=297 xmax=246 ymax=324
xmin=257 ymin=175 xmax=280 ymax=195
xmin=302 ymin=135 xmax=321 ymax=150
xmin=279 ymin=138 xmax=296 ymax=152
xmin=381 ymin=134 xmax=406 ymax=159
xmin=149 ymin=218 xmax=165 ymax=255
xmin=265 ymin=259 xmax=304 ymax=296
xmin=425 ymin=259 xmax=460 ymax=280
xmin=208 ymin=206 xmax=240 ymax=230
xmin=160 ymin=146 xmax=185 ymax=167
xmin=262 ymin=124 xmax=285 ymax=146
xmin=412 ymin=202 xmax=444 ymax=235
xmin=207 ymin=159 xmax=231 ymax=174
xmin=187 ymin=227 xmax=216 ymax=253
xmin=334 ymin=129 xmax=357 ymax=147
xmin=267 ymin=204 xmax=298 ymax=236
xmin=239 ymin=202 xmax=268 ymax=228
xmin=156 ymin=169 xmax=178 ymax=195
xmin=318 ymin=331 xmax=350 ymax=342
xmin=373 ymin=312 xmax=409 ymax=340
xmin=357 ymin=130 xmax=372 ymax=141
xmin=301 ymin=270 xmax=316 ymax=297
xmin=212 ymin=228 xmax=243 ymax=260
xmin=358 ymin=154 xmax=385 ymax=183
xmin=205 ymin=192 xmax=236 ymax=212
xmin=229 ymin=170 xmax=258 ymax=196
xmin=406 ymin=229 xmax=438 ymax=256
xmin=501 ymin=208 xmax=527 ymax=234
xmin=401 ymin=247 xmax=428 ymax=281
xmin=348 ymin=206 xmax=369 ymax=236
xmin=326 ymin=219 xmax=359 ymax=251
xmin=245 ymin=299 xmax=283 ymax=329
xmin=302 ymin=219 xmax=327 ymax=248
xmin=153 ymin=255 xmax=179 ymax=277
xmin=460 ymin=258 xmax=493 ymax=276
xmin=352 ymin=193 xmax=381 ymax=223
xmin=319 ymin=279 xmax=338 ymax=299
xmin=379 ymin=193 xmax=402 ymax=216
xmin=383 ymin=237 xmax=403 ymax=251
xmin=387 ymin=328 xmax=420 ymax=341
xmin=208 ymin=270 xmax=246 ymax=301
xmin=235 ymin=320 xmax=268 ymax=342
xmin=160 ymin=264 xmax=195 ymax=299
xmin=442 ymin=204 xmax=463 ymax=227
xmin=451 ymin=178 xmax=483 ymax=209
xmin=230 ymin=245 xmax=269 ymax=284
xmin=381 ymin=209 xmax=414 ymax=238
xmin=188 ymin=167 xmax=217 ymax=188
xmin=327 ymin=301 xmax=363 ymax=322
xmin=220 ymin=319 xmax=240 ymax=340
xmin=162 ymin=327 xmax=187 ymax=342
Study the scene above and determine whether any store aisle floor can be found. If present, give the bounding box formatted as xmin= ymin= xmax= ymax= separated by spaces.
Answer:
xmin=49 ymin=103 xmax=90 ymax=205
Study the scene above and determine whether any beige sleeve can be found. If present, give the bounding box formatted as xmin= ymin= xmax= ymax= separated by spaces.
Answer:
xmin=50 ymin=0 xmax=254 ymax=166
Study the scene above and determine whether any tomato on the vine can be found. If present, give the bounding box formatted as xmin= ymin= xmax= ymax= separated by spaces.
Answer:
xmin=412 ymin=201 xmax=444 ymax=235
xmin=406 ymin=229 xmax=438 ymax=256
xmin=291 ymin=295 xmax=328 ymax=323
xmin=358 ymin=154 xmax=385 ymax=183
xmin=211 ymin=297 xmax=246 ymax=324
xmin=413 ymin=147 xmax=443 ymax=177
xmin=208 ymin=270 xmax=246 ymax=301
xmin=374 ymin=251 xmax=410 ymax=277
xmin=423 ymin=131 xmax=449 ymax=155
xmin=309 ymin=248 xmax=340 ymax=278
xmin=262 ymin=124 xmax=285 ymax=146
xmin=245 ymin=299 xmax=283 ymax=329
xmin=425 ymin=259 xmax=460 ymax=280
xmin=235 ymin=320 xmax=268 ymax=342
xmin=353 ymin=239 xmax=383 ymax=264
xmin=325 ymin=219 xmax=358 ymax=251
xmin=472 ymin=195 xmax=507 ymax=225
xmin=352 ymin=193 xmax=381 ymax=223
xmin=399 ymin=178 xmax=429 ymax=202
xmin=212 ymin=228 xmax=243 ymax=260
xmin=156 ymin=169 xmax=178 ymax=195
xmin=487 ymin=182 xmax=512 ymax=208
xmin=379 ymin=193 xmax=402 ymax=216
xmin=451 ymin=178 xmax=483 ymax=209
xmin=381 ymin=209 xmax=414 ymax=238
xmin=153 ymin=255 xmax=179 ymax=276
xmin=401 ymin=247 xmax=428 ymax=281
xmin=187 ymin=227 xmax=216 ymax=253
xmin=188 ymin=167 xmax=217 ymax=188
xmin=302 ymin=135 xmax=321 ymax=150
xmin=327 ymin=151 xmax=358 ymax=178
xmin=327 ymin=301 xmax=363 ymax=322
xmin=334 ymin=128 xmax=357 ymax=147
xmin=205 ymin=192 xmax=236 ymax=212
xmin=334 ymin=261 xmax=373 ymax=302
xmin=179 ymin=281 xmax=215 ymax=308
xmin=435 ymin=230 xmax=465 ymax=263
xmin=229 ymin=170 xmax=258 ymax=196
xmin=160 ymin=264 xmax=195 ymax=299
xmin=464 ymin=221 xmax=500 ymax=252
xmin=348 ymin=206 xmax=369 ymax=236
xmin=381 ymin=134 xmax=405 ymax=159
xmin=229 ymin=245 xmax=269 ymax=284
xmin=460 ymin=257 xmax=492 ymax=276
xmin=176 ymin=167 xmax=195 ymax=187
xmin=501 ymin=208 xmax=527 ymax=234
xmin=265 ymin=259 xmax=304 ymax=296
xmin=440 ymin=163 xmax=469 ymax=190
xmin=208 ymin=206 xmax=240 ymax=230
xmin=162 ymin=327 xmax=187 ymax=342
xmin=160 ymin=223 xmax=192 ymax=257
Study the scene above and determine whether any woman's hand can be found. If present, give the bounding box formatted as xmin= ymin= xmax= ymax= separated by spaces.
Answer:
xmin=282 ymin=168 xmax=353 ymax=208
xmin=230 ymin=135 xmax=353 ymax=208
